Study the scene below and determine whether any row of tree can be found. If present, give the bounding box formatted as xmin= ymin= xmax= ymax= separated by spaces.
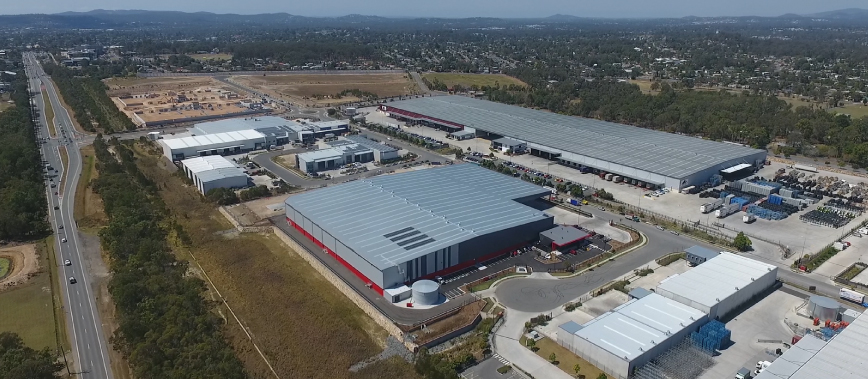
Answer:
xmin=41 ymin=62 xmax=136 ymax=133
xmin=90 ymin=136 xmax=246 ymax=378
xmin=0 ymin=332 xmax=63 ymax=379
xmin=0 ymin=68 xmax=49 ymax=241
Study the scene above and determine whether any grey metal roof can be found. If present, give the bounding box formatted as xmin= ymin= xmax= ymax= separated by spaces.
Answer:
xmin=540 ymin=226 xmax=590 ymax=245
xmin=190 ymin=116 xmax=301 ymax=135
xmin=196 ymin=167 xmax=247 ymax=183
xmin=342 ymin=135 xmax=398 ymax=153
xmin=285 ymin=164 xmax=552 ymax=270
xmin=685 ymin=245 xmax=721 ymax=261
xmin=572 ymin=293 xmax=707 ymax=361
xmin=450 ymin=130 xmax=475 ymax=137
xmin=657 ymin=253 xmax=777 ymax=308
xmin=559 ymin=321 xmax=583 ymax=335
xmin=387 ymin=96 xmax=765 ymax=179
xmin=296 ymin=148 xmax=345 ymax=161
xmin=628 ymin=287 xmax=654 ymax=299
xmin=493 ymin=137 xmax=524 ymax=146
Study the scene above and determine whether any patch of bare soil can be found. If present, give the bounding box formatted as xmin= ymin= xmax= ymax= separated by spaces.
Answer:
xmin=0 ymin=244 xmax=39 ymax=291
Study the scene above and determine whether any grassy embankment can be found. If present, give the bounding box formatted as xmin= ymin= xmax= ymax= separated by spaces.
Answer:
xmin=131 ymin=141 xmax=420 ymax=379
xmin=422 ymin=72 xmax=526 ymax=89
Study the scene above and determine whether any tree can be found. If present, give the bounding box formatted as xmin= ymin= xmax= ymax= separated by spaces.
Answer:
xmin=326 ymin=108 xmax=337 ymax=116
xmin=733 ymin=232 xmax=752 ymax=251
xmin=525 ymin=338 xmax=536 ymax=351
xmin=597 ymin=374 xmax=608 ymax=379
xmin=570 ymin=186 xmax=584 ymax=198
xmin=548 ymin=352 xmax=557 ymax=363
xmin=0 ymin=332 xmax=63 ymax=379
xmin=573 ymin=363 xmax=582 ymax=376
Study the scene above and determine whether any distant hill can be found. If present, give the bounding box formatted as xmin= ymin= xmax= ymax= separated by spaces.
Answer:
xmin=807 ymin=8 xmax=868 ymax=20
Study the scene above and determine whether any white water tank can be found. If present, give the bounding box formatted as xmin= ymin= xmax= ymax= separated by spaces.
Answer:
xmin=412 ymin=280 xmax=440 ymax=306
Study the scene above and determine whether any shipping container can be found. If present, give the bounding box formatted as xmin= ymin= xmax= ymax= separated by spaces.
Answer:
xmin=569 ymin=198 xmax=579 ymax=206
xmin=681 ymin=185 xmax=696 ymax=194
xmin=794 ymin=164 xmax=819 ymax=173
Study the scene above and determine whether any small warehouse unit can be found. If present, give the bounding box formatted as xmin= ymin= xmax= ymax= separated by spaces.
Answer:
xmin=296 ymin=144 xmax=375 ymax=174
xmin=180 ymin=156 xmax=248 ymax=194
xmin=539 ymin=225 xmax=591 ymax=252
xmin=158 ymin=130 xmax=268 ymax=161
xmin=450 ymin=129 xmax=476 ymax=141
xmin=684 ymin=245 xmax=720 ymax=266
xmin=656 ymin=252 xmax=778 ymax=320
xmin=491 ymin=137 xmax=527 ymax=154
xmin=338 ymin=135 xmax=400 ymax=161
xmin=557 ymin=293 xmax=708 ymax=379
xmin=284 ymin=164 xmax=555 ymax=296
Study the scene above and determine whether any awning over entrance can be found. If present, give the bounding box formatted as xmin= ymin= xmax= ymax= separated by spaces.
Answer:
xmin=720 ymin=163 xmax=752 ymax=174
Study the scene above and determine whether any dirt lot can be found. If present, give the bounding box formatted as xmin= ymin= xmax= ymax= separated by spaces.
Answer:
xmin=0 ymin=244 xmax=39 ymax=291
xmin=232 ymin=73 xmax=418 ymax=106
xmin=131 ymin=143 xmax=418 ymax=379
xmin=110 ymin=86 xmax=255 ymax=126
xmin=104 ymin=76 xmax=224 ymax=94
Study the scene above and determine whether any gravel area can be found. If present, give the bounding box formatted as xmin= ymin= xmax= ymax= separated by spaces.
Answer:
xmin=348 ymin=335 xmax=414 ymax=372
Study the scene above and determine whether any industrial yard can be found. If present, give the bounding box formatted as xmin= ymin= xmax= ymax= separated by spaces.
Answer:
xmin=230 ymin=73 xmax=419 ymax=107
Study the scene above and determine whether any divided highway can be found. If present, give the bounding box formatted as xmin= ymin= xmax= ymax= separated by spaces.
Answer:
xmin=24 ymin=53 xmax=114 ymax=379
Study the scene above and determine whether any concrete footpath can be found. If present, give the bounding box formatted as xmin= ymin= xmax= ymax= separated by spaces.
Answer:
xmin=493 ymin=308 xmax=573 ymax=379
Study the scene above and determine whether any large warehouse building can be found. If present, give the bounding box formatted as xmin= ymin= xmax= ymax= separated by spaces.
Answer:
xmin=284 ymin=164 xmax=555 ymax=296
xmin=159 ymin=130 xmax=267 ymax=161
xmin=189 ymin=116 xmax=349 ymax=146
xmin=180 ymin=156 xmax=248 ymax=194
xmin=754 ymin=310 xmax=867 ymax=379
xmin=557 ymin=293 xmax=708 ymax=379
xmin=656 ymin=252 xmax=778 ymax=320
xmin=382 ymin=96 xmax=767 ymax=190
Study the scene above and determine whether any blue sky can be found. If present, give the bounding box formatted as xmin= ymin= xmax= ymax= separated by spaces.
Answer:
xmin=3 ymin=0 xmax=866 ymax=18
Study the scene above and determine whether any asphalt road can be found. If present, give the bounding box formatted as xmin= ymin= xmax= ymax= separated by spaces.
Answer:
xmin=25 ymin=53 xmax=114 ymax=379
xmin=494 ymin=205 xmax=841 ymax=312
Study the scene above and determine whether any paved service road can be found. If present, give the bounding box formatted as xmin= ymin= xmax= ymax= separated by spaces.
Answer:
xmin=494 ymin=205 xmax=843 ymax=312
xmin=25 ymin=53 xmax=114 ymax=379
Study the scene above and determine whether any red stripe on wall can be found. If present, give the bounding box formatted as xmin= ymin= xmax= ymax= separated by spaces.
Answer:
xmin=416 ymin=241 xmax=528 ymax=282
xmin=287 ymin=218 xmax=384 ymax=295
xmin=553 ymin=235 xmax=591 ymax=249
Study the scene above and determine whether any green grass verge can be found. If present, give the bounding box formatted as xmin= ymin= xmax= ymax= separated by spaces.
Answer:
xmin=44 ymin=92 xmax=57 ymax=138
xmin=521 ymin=336 xmax=605 ymax=379
xmin=469 ymin=272 xmax=525 ymax=292
xmin=832 ymin=104 xmax=868 ymax=118
xmin=0 ymin=257 xmax=10 ymax=280
xmin=422 ymin=72 xmax=526 ymax=89
xmin=0 ymin=239 xmax=65 ymax=351
xmin=482 ymin=297 xmax=494 ymax=313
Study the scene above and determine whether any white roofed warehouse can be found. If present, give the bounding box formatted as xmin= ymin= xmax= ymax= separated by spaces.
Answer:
xmin=557 ymin=293 xmax=708 ymax=379
xmin=284 ymin=164 xmax=555 ymax=297
xmin=381 ymin=96 xmax=767 ymax=190
xmin=158 ymin=129 xmax=268 ymax=161
xmin=656 ymin=252 xmax=778 ymax=320
xmin=180 ymin=156 xmax=248 ymax=194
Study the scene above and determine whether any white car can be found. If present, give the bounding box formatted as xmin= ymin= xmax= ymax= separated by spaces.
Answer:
xmin=61 ymin=237 xmax=67 ymax=243
xmin=64 ymin=259 xmax=71 ymax=266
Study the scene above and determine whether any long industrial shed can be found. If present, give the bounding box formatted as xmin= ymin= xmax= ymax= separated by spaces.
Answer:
xmin=381 ymin=96 xmax=767 ymax=190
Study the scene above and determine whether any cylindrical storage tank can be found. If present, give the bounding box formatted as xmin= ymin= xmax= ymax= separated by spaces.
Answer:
xmin=808 ymin=295 xmax=842 ymax=321
xmin=412 ymin=280 xmax=440 ymax=305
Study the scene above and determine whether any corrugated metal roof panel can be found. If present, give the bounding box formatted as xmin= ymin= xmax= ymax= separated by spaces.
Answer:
xmin=387 ymin=96 xmax=765 ymax=179
xmin=285 ymin=164 xmax=552 ymax=270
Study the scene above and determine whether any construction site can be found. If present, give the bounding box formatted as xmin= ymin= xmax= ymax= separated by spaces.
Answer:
xmin=105 ymin=77 xmax=269 ymax=128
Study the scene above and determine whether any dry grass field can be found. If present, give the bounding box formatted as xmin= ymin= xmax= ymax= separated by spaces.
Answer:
xmin=232 ymin=73 xmax=418 ymax=106
xmin=832 ymin=103 xmax=868 ymax=118
xmin=131 ymin=142 xmax=420 ymax=379
xmin=104 ymin=76 xmax=222 ymax=94
xmin=190 ymin=53 xmax=233 ymax=61
xmin=74 ymin=145 xmax=108 ymax=230
xmin=422 ymin=72 xmax=526 ymax=89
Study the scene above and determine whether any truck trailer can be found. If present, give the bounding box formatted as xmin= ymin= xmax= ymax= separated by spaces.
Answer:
xmin=840 ymin=288 xmax=865 ymax=305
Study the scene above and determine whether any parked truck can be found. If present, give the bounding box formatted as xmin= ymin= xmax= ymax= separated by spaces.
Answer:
xmin=715 ymin=203 xmax=739 ymax=218
xmin=605 ymin=173 xmax=614 ymax=181
xmin=742 ymin=214 xmax=756 ymax=223
xmin=700 ymin=199 xmax=724 ymax=213
xmin=840 ymin=288 xmax=865 ymax=304
xmin=613 ymin=176 xmax=622 ymax=183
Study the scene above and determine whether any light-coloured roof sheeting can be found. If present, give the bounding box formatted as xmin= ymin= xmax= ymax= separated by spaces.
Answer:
xmin=721 ymin=163 xmax=753 ymax=174
xmin=161 ymin=130 xmax=266 ymax=149
xmin=387 ymin=96 xmax=764 ymax=179
xmin=343 ymin=135 xmax=398 ymax=153
xmin=190 ymin=116 xmax=300 ymax=135
xmin=573 ymin=293 xmax=706 ymax=360
xmin=656 ymin=252 xmax=777 ymax=308
xmin=755 ymin=311 xmax=868 ymax=379
xmin=285 ymin=164 xmax=552 ymax=270
xmin=296 ymin=148 xmax=345 ymax=161
xmin=181 ymin=155 xmax=237 ymax=174
xmin=196 ymin=167 xmax=247 ymax=182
